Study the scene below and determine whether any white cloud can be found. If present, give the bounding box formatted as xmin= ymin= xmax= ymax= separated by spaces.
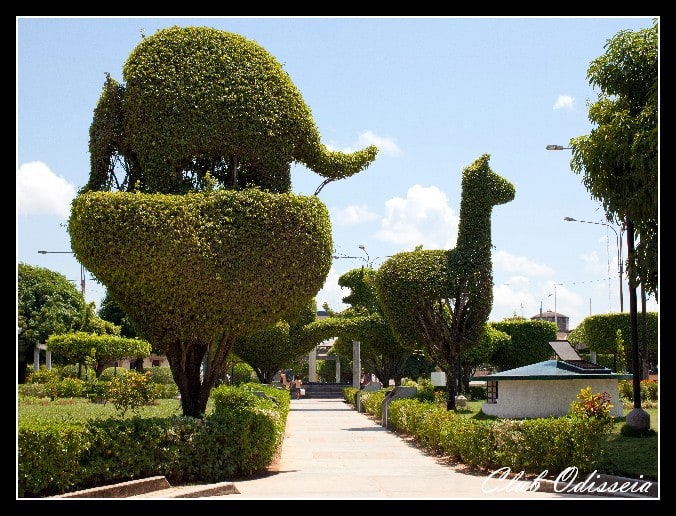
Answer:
xmin=375 ymin=184 xmax=459 ymax=249
xmin=17 ymin=161 xmax=75 ymax=219
xmin=553 ymin=95 xmax=574 ymax=110
xmin=331 ymin=204 xmax=379 ymax=225
xmin=577 ymin=250 xmax=605 ymax=275
xmin=315 ymin=267 xmax=348 ymax=312
xmin=325 ymin=130 xmax=401 ymax=157
xmin=357 ymin=131 xmax=401 ymax=156
xmin=493 ymin=250 xmax=555 ymax=276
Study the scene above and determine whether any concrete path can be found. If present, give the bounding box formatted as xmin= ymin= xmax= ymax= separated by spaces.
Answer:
xmin=174 ymin=398 xmax=590 ymax=500
xmin=58 ymin=397 xmax=657 ymax=501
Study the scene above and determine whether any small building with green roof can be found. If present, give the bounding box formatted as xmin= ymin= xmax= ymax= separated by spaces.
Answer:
xmin=471 ymin=341 xmax=632 ymax=419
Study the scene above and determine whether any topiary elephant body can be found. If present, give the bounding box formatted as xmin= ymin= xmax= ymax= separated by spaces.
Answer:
xmin=88 ymin=26 xmax=377 ymax=194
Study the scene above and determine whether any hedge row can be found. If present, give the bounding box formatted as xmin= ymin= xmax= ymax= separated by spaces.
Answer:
xmin=18 ymin=383 xmax=289 ymax=498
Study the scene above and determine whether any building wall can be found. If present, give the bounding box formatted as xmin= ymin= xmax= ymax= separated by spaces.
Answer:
xmin=116 ymin=355 xmax=169 ymax=369
xmin=480 ymin=378 xmax=624 ymax=418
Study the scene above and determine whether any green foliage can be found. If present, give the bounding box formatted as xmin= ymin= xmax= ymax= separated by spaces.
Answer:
xmin=107 ymin=370 xmax=159 ymax=416
xmin=488 ymin=319 xmax=557 ymax=371
xmin=26 ymin=367 xmax=59 ymax=384
xmin=98 ymin=290 xmax=139 ymax=338
xmin=210 ymin=384 xmax=260 ymax=414
xmin=56 ymin=377 xmax=86 ymax=398
xmin=462 ymin=324 xmax=510 ymax=370
xmin=619 ymin=379 xmax=658 ymax=403
xmin=359 ymin=390 xmax=388 ymax=421
xmin=235 ymin=322 xmax=291 ymax=383
xmin=70 ymin=189 xmax=332 ymax=345
xmin=468 ymin=385 xmax=487 ymax=400
xmin=18 ymin=419 xmax=92 ymax=497
xmin=570 ymin=20 xmax=658 ymax=297
xmin=234 ymin=298 xmax=318 ymax=384
xmin=146 ymin=366 xmax=175 ymax=385
xmin=19 ymin=385 xmax=287 ymax=497
xmin=620 ymin=424 xmax=657 ymax=438
xmin=83 ymin=379 xmax=109 ymax=402
xmin=385 ymin=397 xmax=615 ymax=475
xmin=413 ymin=378 xmax=436 ymax=403
xmin=18 ymin=263 xmax=87 ymax=382
xmin=46 ymin=332 xmax=152 ymax=376
xmin=99 ymin=367 xmax=131 ymax=381
xmin=302 ymin=267 xmax=411 ymax=386
xmin=569 ymin=386 xmax=614 ymax=427
xmin=376 ymin=155 xmax=515 ymax=407
xmin=402 ymin=350 xmax=436 ymax=381
xmin=615 ymin=329 xmax=627 ymax=373
xmin=69 ymin=187 xmax=333 ymax=417
xmin=80 ymin=303 xmax=121 ymax=336
xmin=568 ymin=312 xmax=658 ymax=367
xmin=76 ymin=24 xmax=382 ymax=418
xmin=87 ymin=25 xmax=377 ymax=194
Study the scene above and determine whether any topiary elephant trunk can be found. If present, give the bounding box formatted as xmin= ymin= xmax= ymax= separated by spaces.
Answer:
xmin=87 ymin=26 xmax=378 ymax=195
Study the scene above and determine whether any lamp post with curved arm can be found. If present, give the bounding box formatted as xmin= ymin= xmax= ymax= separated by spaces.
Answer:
xmin=37 ymin=250 xmax=85 ymax=298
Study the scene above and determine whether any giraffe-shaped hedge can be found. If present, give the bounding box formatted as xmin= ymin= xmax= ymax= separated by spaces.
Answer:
xmin=375 ymin=154 xmax=515 ymax=410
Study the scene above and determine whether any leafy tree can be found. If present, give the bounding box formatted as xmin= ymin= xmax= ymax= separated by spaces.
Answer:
xmin=234 ymin=298 xmax=318 ymax=384
xmin=70 ymin=189 xmax=333 ymax=418
xmin=98 ymin=290 xmax=139 ymax=338
xmin=17 ymin=263 xmax=87 ymax=383
xmin=569 ymin=20 xmax=657 ymax=417
xmin=376 ymin=155 xmax=515 ymax=410
xmin=303 ymin=267 xmax=412 ymax=387
xmin=570 ymin=19 xmax=658 ymax=298
xmin=461 ymin=324 xmax=511 ymax=377
xmin=71 ymin=27 xmax=377 ymax=418
xmin=488 ymin=319 xmax=558 ymax=372
xmin=401 ymin=350 xmax=436 ymax=382
xmin=567 ymin=312 xmax=657 ymax=371
xmin=46 ymin=332 xmax=152 ymax=378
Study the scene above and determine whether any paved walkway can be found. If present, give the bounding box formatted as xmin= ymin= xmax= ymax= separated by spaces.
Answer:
xmin=176 ymin=397 xmax=596 ymax=500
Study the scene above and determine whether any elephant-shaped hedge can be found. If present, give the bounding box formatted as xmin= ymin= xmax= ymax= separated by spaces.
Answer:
xmin=88 ymin=25 xmax=378 ymax=194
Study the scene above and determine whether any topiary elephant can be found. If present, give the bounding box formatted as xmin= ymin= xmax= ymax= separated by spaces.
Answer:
xmin=87 ymin=25 xmax=378 ymax=194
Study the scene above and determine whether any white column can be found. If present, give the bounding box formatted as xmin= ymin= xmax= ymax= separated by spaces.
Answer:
xmin=308 ymin=346 xmax=317 ymax=382
xmin=335 ymin=357 xmax=341 ymax=383
xmin=33 ymin=346 xmax=40 ymax=371
xmin=352 ymin=341 xmax=361 ymax=388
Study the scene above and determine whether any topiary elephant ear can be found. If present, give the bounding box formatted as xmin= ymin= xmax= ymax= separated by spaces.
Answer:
xmin=87 ymin=25 xmax=378 ymax=194
xmin=69 ymin=189 xmax=333 ymax=349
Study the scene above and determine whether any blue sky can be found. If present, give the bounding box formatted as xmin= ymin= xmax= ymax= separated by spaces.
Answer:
xmin=17 ymin=16 xmax=659 ymax=331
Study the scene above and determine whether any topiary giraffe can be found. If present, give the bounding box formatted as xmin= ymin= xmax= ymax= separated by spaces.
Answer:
xmin=375 ymin=154 xmax=515 ymax=410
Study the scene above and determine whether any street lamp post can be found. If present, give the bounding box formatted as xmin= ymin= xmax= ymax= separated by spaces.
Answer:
xmin=333 ymin=245 xmax=390 ymax=269
xmin=540 ymin=293 xmax=552 ymax=317
xmin=564 ymin=217 xmax=623 ymax=312
xmin=358 ymin=244 xmax=370 ymax=265
xmin=553 ymin=283 xmax=562 ymax=334
xmin=548 ymin=144 xmax=648 ymax=429
xmin=37 ymin=251 xmax=85 ymax=298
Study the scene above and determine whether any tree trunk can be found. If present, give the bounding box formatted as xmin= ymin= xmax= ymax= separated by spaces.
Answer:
xmin=168 ymin=346 xmax=208 ymax=418
xmin=167 ymin=334 xmax=236 ymax=418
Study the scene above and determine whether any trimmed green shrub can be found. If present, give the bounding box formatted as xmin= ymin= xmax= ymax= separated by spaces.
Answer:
xmin=99 ymin=367 xmax=130 ymax=381
xmin=107 ymin=371 xmax=158 ymax=416
xmin=18 ymin=384 xmax=289 ymax=497
xmin=146 ymin=366 xmax=175 ymax=385
xmin=18 ymin=419 xmax=92 ymax=497
xmin=26 ymin=367 xmax=59 ymax=384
